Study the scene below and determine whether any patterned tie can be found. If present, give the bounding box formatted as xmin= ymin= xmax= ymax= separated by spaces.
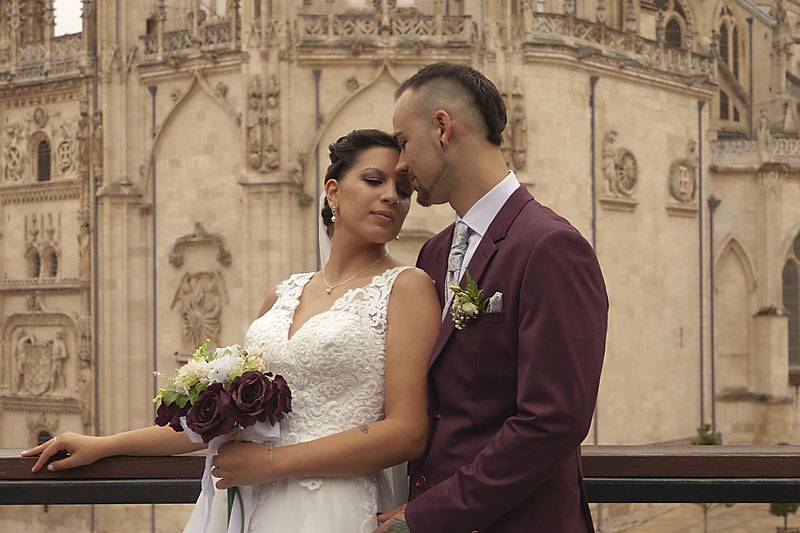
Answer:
xmin=442 ymin=220 xmax=471 ymax=321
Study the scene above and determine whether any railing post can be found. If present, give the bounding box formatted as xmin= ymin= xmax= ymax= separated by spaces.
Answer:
xmin=230 ymin=0 xmax=240 ymax=48
xmin=156 ymin=0 xmax=166 ymax=60
xmin=9 ymin=0 xmax=22 ymax=65
xmin=434 ymin=0 xmax=444 ymax=43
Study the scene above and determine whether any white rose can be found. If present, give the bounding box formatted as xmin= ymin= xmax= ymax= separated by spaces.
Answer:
xmin=207 ymin=354 xmax=240 ymax=384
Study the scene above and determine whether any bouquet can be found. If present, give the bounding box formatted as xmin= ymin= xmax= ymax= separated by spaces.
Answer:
xmin=154 ymin=340 xmax=291 ymax=533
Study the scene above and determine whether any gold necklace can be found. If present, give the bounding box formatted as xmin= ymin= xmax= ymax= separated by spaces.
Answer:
xmin=320 ymin=252 xmax=390 ymax=295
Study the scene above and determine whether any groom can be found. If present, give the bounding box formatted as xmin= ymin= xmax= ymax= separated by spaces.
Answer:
xmin=378 ymin=63 xmax=608 ymax=532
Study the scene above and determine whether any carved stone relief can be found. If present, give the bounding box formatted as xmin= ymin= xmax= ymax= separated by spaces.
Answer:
xmin=77 ymin=208 xmax=91 ymax=282
xmin=12 ymin=327 xmax=71 ymax=396
xmin=1 ymin=105 xmax=85 ymax=184
xmin=169 ymin=222 xmax=232 ymax=268
xmin=501 ymin=78 xmax=527 ymax=172
xmin=171 ymin=271 xmax=229 ymax=354
xmin=2 ymin=122 xmax=30 ymax=183
xmin=76 ymin=315 xmax=92 ymax=426
xmin=668 ymin=140 xmax=698 ymax=208
xmin=92 ymin=111 xmax=103 ymax=178
xmin=599 ymin=130 xmax=639 ymax=211
xmin=246 ymin=75 xmax=281 ymax=172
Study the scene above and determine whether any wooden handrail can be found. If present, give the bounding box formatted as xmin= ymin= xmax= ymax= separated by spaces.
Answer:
xmin=2 ymin=446 xmax=800 ymax=505
xmin=3 ymin=445 xmax=799 ymax=480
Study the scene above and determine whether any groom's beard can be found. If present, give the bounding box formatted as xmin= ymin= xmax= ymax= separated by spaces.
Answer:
xmin=415 ymin=186 xmax=432 ymax=207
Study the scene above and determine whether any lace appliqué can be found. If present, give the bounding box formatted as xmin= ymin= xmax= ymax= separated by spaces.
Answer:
xmin=243 ymin=266 xmax=409 ymax=512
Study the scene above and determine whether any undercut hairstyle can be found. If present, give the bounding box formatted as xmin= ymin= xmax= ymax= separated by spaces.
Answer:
xmin=321 ymin=129 xmax=400 ymax=232
xmin=395 ymin=62 xmax=507 ymax=146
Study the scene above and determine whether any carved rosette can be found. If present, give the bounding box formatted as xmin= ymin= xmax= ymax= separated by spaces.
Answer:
xmin=666 ymin=140 xmax=699 ymax=217
xmin=171 ymin=271 xmax=229 ymax=354
xmin=599 ymin=130 xmax=639 ymax=212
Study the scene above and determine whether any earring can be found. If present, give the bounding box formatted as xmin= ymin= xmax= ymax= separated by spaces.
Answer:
xmin=331 ymin=206 xmax=336 ymax=223
xmin=395 ymin=235 xmax=400 ymax=241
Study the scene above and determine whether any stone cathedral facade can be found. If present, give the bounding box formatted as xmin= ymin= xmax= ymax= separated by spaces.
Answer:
xmin=1 ymin=0 xmax=800 ymax=530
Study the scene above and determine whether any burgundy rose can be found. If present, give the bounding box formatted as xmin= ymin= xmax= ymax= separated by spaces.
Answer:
xmin=185 ymin=383 xmax=236 ymax=443
xmin=155 ymin=401 xmax=187 ymax=433
xmin=270 ymin=374 xmax=292 ymax=424
xmin=230 ymin=371 xmax=274 ymax=427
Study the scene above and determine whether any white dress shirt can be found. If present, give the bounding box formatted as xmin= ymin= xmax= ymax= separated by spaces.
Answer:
xmin=455 ymin=170 xmax=520 ymax=282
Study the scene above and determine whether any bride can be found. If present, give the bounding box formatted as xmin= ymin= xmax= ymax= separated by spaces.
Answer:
xmin=22 ymin=129 xmax=441 ymax=532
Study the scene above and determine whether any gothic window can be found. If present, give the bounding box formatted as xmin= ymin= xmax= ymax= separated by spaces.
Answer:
xmin=46 ymin=249 xmax=58 ymax=278
xmin=27 ymin=249 xmax=41 ymax=278
xmin=665 ymin=18 xmax=683 ymax=48
xmin=718 ymin=6 xmax=740 ymax=81
xmin=784 ymin=235 xmax=800 ymax=374
xmin=719 ymin=24 xmax=729 ymax=65
xmin=37 ymin=139 xmax=51 ymax=182
xmin=145 ymin=17 xmax=157 ymax=35
xmin=37 ymin=431 xmax=53 ymax=446
xmin=719 ymin=91 xmax=730 ymax=120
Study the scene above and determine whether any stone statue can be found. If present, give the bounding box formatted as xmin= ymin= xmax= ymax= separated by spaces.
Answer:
xmin=15 ymin=329 xmax=33 ymax=391
xmin=50 ymin=329 xmax=69 ymax=391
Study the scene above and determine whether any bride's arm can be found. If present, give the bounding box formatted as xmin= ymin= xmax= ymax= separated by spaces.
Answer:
xmin=213 ymin=268 xmax=440 ymax=487
xmin=23 ymin=425 xmax=206 ymax=473
xmin=25 ymin=288 xmax=282 ymax=473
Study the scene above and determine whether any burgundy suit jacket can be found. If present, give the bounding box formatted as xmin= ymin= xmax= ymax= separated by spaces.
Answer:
xmin=405 ymin=187 xmax=608 ymax=532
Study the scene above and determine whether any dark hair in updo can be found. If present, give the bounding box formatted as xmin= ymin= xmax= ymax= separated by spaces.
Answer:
xmin=321 ymin=129 xmax=400 ymax=233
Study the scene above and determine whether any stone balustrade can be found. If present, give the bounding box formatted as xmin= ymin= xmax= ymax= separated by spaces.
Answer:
xmin=525 ymin=12 xmax=716 ymax=83
xmin=0 ymin=33 xmax=88 ymax=82
xmin=295 ymin=12 xmax=473 ymax=47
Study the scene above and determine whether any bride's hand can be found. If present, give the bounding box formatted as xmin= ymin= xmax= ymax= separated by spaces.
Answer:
xmin=21 ymin=432 xmax=110 ymax=473
xmin=212 ymin=441 xmax=275 ymax=489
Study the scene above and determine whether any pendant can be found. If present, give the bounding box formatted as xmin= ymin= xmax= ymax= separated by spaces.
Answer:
xmin=326 ymin=288 xmax=332 ymax=294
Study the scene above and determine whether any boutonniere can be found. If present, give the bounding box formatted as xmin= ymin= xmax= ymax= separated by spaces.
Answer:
xmin=449 ymin=272 xmax=488 ymax=330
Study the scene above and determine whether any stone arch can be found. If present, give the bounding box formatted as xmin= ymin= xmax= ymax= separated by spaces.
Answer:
xmin=715 ymin=238 xmax=756 ymax=393
xmin=304 ymin=61 xmax=404 ymax=168
xmin=142 ymin=70 xmax=242 ymax=203
xmin=29 ymin=131 xmax=52 ymax=183
xmin=40 ymin=244 xmax=59 ymax=278
xmin=714 ymin=237 xmax=757 ymax=294
xmin=25 ymin=246 xmax=41 ymax=278
xmin=780 ymin=223 xmax=800 ymax=263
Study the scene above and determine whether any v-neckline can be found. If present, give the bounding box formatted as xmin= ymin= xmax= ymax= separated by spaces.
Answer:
xmin=285 ymin=267 xmax=396 ymax=342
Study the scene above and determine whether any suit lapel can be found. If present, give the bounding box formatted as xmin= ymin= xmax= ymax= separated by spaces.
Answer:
xmin=426 ymin=186 xmax=533 ymax=371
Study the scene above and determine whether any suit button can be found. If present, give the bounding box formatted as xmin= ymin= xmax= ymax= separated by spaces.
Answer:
xmin=414 ymin=474 xmax=428 ymax=489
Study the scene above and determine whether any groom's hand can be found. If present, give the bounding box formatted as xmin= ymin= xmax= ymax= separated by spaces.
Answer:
xmin=375 ymin=505 xmax=409 ymax=532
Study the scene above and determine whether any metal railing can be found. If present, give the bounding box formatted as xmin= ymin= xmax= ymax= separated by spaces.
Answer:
xmin=1 ymin=445 xmax=799 ymax=505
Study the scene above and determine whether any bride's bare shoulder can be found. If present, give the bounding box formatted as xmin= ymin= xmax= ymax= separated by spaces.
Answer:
xmin=391 ymin=267 xmax=439 ymax=310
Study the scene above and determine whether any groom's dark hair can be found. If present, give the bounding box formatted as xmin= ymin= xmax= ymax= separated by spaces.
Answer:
xmin=395 ymin=62 xmax=507 ymax=146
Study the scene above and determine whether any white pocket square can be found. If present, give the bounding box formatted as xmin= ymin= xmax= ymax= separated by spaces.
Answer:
xmin=486 ymin=292 xmax=503 ymax=313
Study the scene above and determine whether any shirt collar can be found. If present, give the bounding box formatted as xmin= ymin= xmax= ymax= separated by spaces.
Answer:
xmin=457 ymin=170 xmax=520 ymax=238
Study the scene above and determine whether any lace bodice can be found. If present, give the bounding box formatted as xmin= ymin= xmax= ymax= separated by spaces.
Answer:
xmin=244 ymin=265 xmax=410 ymax=448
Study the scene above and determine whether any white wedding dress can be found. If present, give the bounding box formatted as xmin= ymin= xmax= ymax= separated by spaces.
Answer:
xmin=184 ymin=266 xmax=411 ymax=533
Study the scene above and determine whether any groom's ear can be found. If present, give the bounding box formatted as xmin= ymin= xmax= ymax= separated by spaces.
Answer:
xmin=433 ymin=110 xmax=452 ymax=149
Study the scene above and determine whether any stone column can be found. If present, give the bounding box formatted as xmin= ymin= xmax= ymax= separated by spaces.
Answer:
xmin=753 ymin=164 xmax=790 ymax=397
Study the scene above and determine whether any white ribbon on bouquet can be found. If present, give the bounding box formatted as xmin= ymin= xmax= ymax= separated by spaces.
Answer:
xmin=181 ymin=418 xmax=281 ymax=533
